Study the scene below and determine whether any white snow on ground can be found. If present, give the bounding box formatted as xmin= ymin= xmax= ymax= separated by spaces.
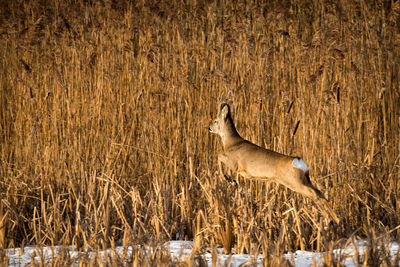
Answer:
xmin=5 ymin=240 xmax=400 ymax=266
xmin=167 ymin=240 xmax=400 ymax=266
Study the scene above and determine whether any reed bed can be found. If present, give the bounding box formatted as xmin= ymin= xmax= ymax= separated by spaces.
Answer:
xmin=0 ymin=0 xmax=399 ymax=265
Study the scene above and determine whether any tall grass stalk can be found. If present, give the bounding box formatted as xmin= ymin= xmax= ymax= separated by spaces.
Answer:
xmin=0 ymin=0 xmax=399 ymax=264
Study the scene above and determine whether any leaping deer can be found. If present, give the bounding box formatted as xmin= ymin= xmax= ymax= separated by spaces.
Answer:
xmin=209 ymin=103 xmax=340 ymax=224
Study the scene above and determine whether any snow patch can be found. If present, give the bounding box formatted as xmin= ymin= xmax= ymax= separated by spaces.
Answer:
xmin=5 ymin=240 xmax=400 ymax=267
xmin=292 ymin=158 xmax=309 ymax=172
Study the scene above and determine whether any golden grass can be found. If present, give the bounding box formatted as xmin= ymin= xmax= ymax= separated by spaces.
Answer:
xmin=0 ymin=0 xmax=399 ymax=265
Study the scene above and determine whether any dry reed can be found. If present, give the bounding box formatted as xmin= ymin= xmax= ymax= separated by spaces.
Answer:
xmin=0 ymin=0 xmax=399 ymax=265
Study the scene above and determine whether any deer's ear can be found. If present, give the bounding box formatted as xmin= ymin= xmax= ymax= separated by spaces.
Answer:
xmin=221 ymin=104 xmax=229 ymax=118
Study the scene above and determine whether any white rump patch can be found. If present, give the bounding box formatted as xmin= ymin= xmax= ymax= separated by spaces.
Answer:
xmin=292 ymin=158 xmax=309 ymax=172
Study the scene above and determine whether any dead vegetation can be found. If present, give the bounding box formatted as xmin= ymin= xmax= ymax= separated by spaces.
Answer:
xmin=0 ymin=0 xmax=399 ymax=265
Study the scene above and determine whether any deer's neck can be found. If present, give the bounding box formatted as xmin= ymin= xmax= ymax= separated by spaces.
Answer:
xmin=221 ymin=118 xmax=243 ymax=150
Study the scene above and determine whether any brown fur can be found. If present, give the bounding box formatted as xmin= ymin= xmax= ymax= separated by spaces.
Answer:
xmin=209 ymin=103 xmax=340 ymax=224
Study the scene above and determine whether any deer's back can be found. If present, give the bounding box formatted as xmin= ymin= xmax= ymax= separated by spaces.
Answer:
xmin=224 ymin=140 xmax=296 ymax=179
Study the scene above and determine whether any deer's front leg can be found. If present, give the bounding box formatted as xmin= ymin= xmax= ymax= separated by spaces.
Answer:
xmin=218 ymin=153 xmax=239 ymax=186
xmin=218 ymin=153 xmax=237 ymax=172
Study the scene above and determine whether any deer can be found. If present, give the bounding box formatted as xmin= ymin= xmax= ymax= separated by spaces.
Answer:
xmin=209 ymin=103 xmax=340 ymax=224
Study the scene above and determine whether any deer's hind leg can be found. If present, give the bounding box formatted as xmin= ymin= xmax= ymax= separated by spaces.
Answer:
xmin=312 ymin=189 xmax=340 ymax=224
xmin=285 ymin=172 xmax=340 ymax=224
xmin=300 ymin=184 xmax=340 ymax=224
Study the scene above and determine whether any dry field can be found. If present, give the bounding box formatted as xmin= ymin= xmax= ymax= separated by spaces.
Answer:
xmin=0 ymin=0 xmax=399 ymax=265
